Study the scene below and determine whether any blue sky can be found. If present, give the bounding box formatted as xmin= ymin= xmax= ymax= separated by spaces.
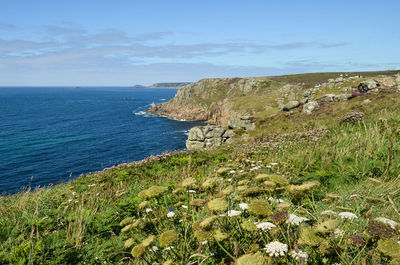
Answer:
xmin=0 ymin=0 xmax=399 ymax=86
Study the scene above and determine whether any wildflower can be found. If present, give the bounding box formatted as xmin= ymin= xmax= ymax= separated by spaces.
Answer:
xmin=199 ymin=216 xmax=218 ymax=230
xmin=150 ymin=246 xmax=159 ymax=252
xmin=377 ymin=238 xmax=400 ymax=258
xmin=268 ymin=175 xmax=289 ymax=186
xmin=187 ymin=190 xmax=196 ymax=193
xmin=145 ymin=208 xmax=152 ymax=213
xmin=181 ymin=177 xmax=197 ymax=189
xmin=227 ymin=210 xmax=242 ymax=217
xmin=248 ymin=199 xmax=272 ymax=217
xmin=299 ymin=228 xmax=324 ymax=246
xmin=200 ymin=240 xmax=208 ymax=245
xmin=201 ymin=177 xmax=222 ymax=190
xmin=348 ymin=235 xmax=366 ymax=247
xmin=366 ymin=221 xmax=395 ymax=238
xmin=290 ymin=249 xmax=308 ymax=262
xmin=268 ymin=197 xmax=284 ymax=203
xmin=338 ymin=212 xmax=357 ymax=220
xmin=264 ymin=241 xmax=288 ymax=257
xmin=159 ymin=230 xmax=179 ymax=247
xmin=207 ymin=198 xmax=228 ymax=213
xmin=229 ymin=170 xmax=236 ymax=174
xmin=72 ymin=192 xmax=76 ymax=196
xmin=190 ymin=199 xmax=206 ymax=207
xmin=237 ymin=252 xmax=267 ymax=265
xmin=239 ymin=203 xmax=249 ymax=210
xmin=256 ymin=222 xmax=276 ymax=231
xmin=270 ymin=163 xmax=278 ymax=166
xmin=375 ymin=217 xmax=400 ymax=230
xmin=334 ymin=228 xmax=345 ymax=238
xmin=119 ymin=217 xmax=134 ymax=227
xmin=165 ymin=246 xmax=174 ymax=250
xmin=138 ymin=186 xmax=168 ymax=199
xmin=181 ymin=205 xmax=188 ymax=209
xmin=124 ymin=238 xmax=135 ymax=249
xmin=167 ymin=212 xmax=175 ymax=218
xmin=286 ymin=214 xmax=309 ymax=226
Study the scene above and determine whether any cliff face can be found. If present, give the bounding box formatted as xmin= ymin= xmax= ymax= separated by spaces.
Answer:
xmin=148 ymin=77 xmax=269 ymax=125
xmin=148 ymin=71 xmax=400 ymax=126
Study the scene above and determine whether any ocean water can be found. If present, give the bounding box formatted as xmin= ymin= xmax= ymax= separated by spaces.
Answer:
xmin=0 ymin=87 xmax=202 ymax=194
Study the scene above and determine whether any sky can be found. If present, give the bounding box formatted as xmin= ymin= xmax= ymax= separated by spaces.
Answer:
xmin=0 ymin=0 xmax=399 ymax=86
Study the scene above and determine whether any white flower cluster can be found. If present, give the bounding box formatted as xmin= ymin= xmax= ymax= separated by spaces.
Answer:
xmin=334 ymin=228 xmax=344 ymax=238
xmin=286 ymin=214 xmax=309 ymax=226
xmin=268 ymin=197 xmax=284 ymax=203
xmin=239 ymin=203 xmax=249 ymax=210
xmin=264 ymin=241 xmax=288 ymax=257
xmin=338 ymin=212 xmax=357 ymax=220
xmin=167 ymin=211 xmax=175 ymax=218
xmin=290 ymin=249 xmax=308 ymax=261
xmin=375 ymin=217 xmax=400 ymax=230
xmin=145 ymin=208 xmax=152 ymax=213
xmin=227 ymin=210 xmax=242 ymax=217
xmin=256 ymin=222 xmax=276 ymax=231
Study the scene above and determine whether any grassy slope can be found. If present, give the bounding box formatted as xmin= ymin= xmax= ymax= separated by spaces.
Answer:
xmin=1 ymin=72 xmax=400 ymax=264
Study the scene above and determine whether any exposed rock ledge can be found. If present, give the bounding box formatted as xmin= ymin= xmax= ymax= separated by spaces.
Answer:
xmin=186 ymin=125 xmax=234 ymax=150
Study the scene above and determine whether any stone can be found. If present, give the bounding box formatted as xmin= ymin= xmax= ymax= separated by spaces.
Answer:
xmin=188 ymin=127 xmax=205 ymax=141
xmin=363 ymin=99 xmax=372 ymax=104
xmin=315 ymin=94 xmax=335 ymax=102
xmin=358 ymin=80 xmax=380 ymax=93
xmin=334 ymin=93 xmax=353 ymax=101
xmin=186 ymin=125 xmax=235 ymax=150
xmin=228 ymin=116 xmax=255 ymax=130
xmin=282 ymin=101 xmax=300 ymax=111
xmin=303 ymin=101 xmax=318 ymax=114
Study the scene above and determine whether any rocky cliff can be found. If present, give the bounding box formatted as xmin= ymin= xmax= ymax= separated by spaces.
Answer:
xmin=148 ymin=71 xmax=400 ymax=126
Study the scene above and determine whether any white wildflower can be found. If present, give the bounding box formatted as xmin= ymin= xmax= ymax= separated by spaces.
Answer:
xmin=228 ymin=178 xmax=233 ymax=182
xmin=145 ymin=208 xmax=152 ymax=213
xmin=256 ymin=222 xmax=276 ymax=231
xmin=350 ymin=194 xmax=359 ymax=199
xmin=321 ymin=210 xmax=338 ymax=216
xmin=264 ymin=241 xmax=288 ymax=257
xmin=270 ymin=163 xmax=278 ymax=166
xmin=334 ymin=228 xmax=344 ymax=238
xmin=167 ymin=212 xmax=175 ymax=218
xmin=286 ymin=214 xmax=309 ymax=226
xmin=227 ymin=210 xmax=242 ymax=217
xmin=266 ymin=165 xmax=272 ymax=168
xmin=239 ymin=170 xmax=244 ymax=173
xmin=239 ymin=203 xmax=249 ymax=210
xmin=165 ymin=246 xmax=174 ymax=250
xmin=375 ymin=217 xmax=400 ymax=230
xmin=201 ymin=240 xmax=208 ymax=245
xmin=67 ymin=199 xmax=73 ymax=203
xmin=187 ymin=190 xmax=196 ymax=193
xmin=219 ymin=214 xmax=226 ymax=217
xmin=88 ymin=184 xmax=96 ymax=187
xmin=72 ymin=192 xmax=76 ymax=196
xmin=181 ymin=205 xmax=188 ymax=209
xmin=290 ymin=249 xmax=308 ymax=261
xmin=150 ymin=246 xmax=159 ymax=252
xmin=338 ymin=212 xmax=357 ymax=220
xmin=229 ymin=170 xmax=236 ymax=174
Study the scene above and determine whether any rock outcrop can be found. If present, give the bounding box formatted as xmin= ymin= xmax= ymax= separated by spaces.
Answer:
xmin=186 ymin=125 xmax=234 ymax=150
xmin=303 ymin=101 xmax=318 ymax=114
xmin=282 ymin=101 xmax=300 ymax=111
xmin=358 ymin=80 xmax=380 ymax=93
xmin=228 ymin=116 xmax=256 ymax=130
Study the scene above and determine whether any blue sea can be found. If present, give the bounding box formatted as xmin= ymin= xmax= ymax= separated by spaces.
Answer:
xmin=0 ymin=87 xmax=202 ymax=194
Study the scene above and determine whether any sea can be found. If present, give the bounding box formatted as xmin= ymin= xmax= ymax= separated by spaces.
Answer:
xmin=0 ymin=87 xmax=203 ymax=194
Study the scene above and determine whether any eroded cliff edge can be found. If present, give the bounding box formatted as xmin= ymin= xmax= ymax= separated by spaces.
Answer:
xmin=148 ymin=71 xmax=400 ymax=127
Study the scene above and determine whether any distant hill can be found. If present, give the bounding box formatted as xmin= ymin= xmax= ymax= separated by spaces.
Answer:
xmin=132 ymin=82 xmax=192 ymax=89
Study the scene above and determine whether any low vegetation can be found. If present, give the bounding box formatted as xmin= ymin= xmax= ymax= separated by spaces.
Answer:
xmin=1 ymin=72 xmax=400 ymax=264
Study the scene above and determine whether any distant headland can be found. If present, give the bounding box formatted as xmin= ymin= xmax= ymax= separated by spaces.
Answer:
xmin=132 ymin=82 xmax=192 ymax=89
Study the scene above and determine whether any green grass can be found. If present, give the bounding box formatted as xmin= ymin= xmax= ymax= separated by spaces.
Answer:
xmin=1 ymin=72 xmax=400 ymax=264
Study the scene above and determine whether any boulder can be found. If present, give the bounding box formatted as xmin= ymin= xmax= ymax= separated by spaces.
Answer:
xmin=188 ymin=127 xmax=205 ymax=141
xmin=303 ymin=101 xmax=318 ymax=114
xmin=315 ymin=94 xmax=335 ymax=102
xmin=228 ymin=116 xmax=255 ymax=130
xmin=334 ymin=93 xmax=353 ymax=101
xmin=186 ymin=125 xmax=235 ymax=150
xmin=282 ymin=101 xmax=300 ymax=111
xmin=358 ymin=80 xmax=380 ymax=93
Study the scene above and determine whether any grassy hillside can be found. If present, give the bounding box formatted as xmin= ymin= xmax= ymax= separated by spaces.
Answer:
xmin=1 ymin=72 xmax=400 ymax=264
